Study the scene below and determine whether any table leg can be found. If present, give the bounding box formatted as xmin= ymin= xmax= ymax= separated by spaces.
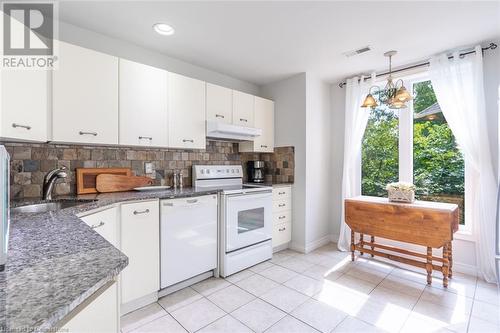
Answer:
xmin=442 ymin=243 xmax=449 ymax=288
xmin=350 ymin=230 xmax=355 ymax=261
xmin=426 ymin=247 xmax=433 ymax=285
xmin=360 ymin=234 xmax=364 ymax=256
xmin=448 ymin=241 xmax=453 ymax=278
xmin=370 ymin=236 xmax=375 ymax=257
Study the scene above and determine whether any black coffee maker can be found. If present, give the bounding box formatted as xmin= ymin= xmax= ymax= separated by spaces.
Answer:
xmin=247 ymin=160 xmax=265 ymax=183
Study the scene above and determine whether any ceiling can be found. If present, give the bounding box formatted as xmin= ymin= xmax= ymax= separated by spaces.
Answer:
xmin=59 ymin=1 xmax=500 ymax=86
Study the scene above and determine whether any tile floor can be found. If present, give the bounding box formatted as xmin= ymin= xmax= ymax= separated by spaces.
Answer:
xmin=121 ymin=243 xmax=500 ymax=333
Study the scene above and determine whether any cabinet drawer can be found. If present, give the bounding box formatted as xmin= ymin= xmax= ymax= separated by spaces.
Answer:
xmin=273 ymin=222 xmax=291 ymax=248
xmin=273 ymin=186 xmax=291 ymax=200
xmin=273 ymin=211 xmax=291 ymax=225
xmin=80 ymin=207 xmax=118 ymax=247
xmin=273 ymin=198 xmax=291 ymax=212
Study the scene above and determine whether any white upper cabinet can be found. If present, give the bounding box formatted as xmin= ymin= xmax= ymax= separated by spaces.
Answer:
xmin=52 ymin=41 xmax=119 ymax=144
xmin=1 ymin=70 xmax=48 ymax=142
xmin=119 ymin=59 xmax=168 ymax=147
xmin=206 ymin=83 xmax=232 ymax=124
xmin=239 ymin=96 xmax=274 ymax=153
xmin=168 ymin=72 xmax=206 ymax=149
xmin=232 ymin=90 xmax=254 ymax=127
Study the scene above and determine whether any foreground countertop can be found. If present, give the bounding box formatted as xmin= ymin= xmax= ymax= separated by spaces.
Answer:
xmin=1 ymin=187 xmax=220 ymax=332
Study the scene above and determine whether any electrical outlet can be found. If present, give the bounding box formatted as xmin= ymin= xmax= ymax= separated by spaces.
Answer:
xmin=144 ymin=162 xmax=154 ymax=174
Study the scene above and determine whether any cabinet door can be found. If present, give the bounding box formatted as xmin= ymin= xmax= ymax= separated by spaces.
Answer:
xmin=53 ymin=41 xmax=118 ymax=144
xmin=232 ymin=90 xmax=254 ymax=127
xmin=168 ymin=73 xmax=206 ymax=149
xmin=120 ymin=200 xmax=159 ymax=304
xmin=119 ymin=59 xmax=168 ymax=147
xmin=206 ymin=83 xmax=232 ymax=124
xmin=239 ymin=97 xmax=274 ymax=152
xmin=60 ymin=282 xmax=119 ymax=333
xmin=80 ymin=207 xmax=118 ymax=247
xmin=1 ymin=70 xmax=48 ymax=141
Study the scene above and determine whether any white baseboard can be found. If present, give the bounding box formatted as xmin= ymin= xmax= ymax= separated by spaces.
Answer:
xmin=121 ymin=291 xmax=158 ymax=315
xmin=304 ymin=235 xmax=332 ymax=253
xmin=289 ymin=242 xmax=305 ymax=253
xmin=330 ymin=234 xmax=339 ymax=243
xmin=453 ymin=262 xmax=478 ymax=277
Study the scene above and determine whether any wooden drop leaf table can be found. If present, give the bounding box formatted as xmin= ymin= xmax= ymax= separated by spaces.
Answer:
xmin=345 ymin=196 xmax=459 ymax=287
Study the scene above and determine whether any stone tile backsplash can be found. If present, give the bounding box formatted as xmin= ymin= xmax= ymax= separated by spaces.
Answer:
xmin=2 ymin=140 xmax=294 ymax=199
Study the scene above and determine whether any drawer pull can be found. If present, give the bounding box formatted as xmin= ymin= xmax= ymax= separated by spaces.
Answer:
xmin=278 ymin=204 xmax=286 ymax=207
xmin=261 ymin=145 xmax=268 ymax=148
xmin=139 ymin=136 xmax=152 ymax=140
xmin=278 ymin=191 xmax=285 ymax=195
xmin=186 ymin=199 xmax=198 ymax=204
xmin=133 ymin=209 xmax=150 ymax=215
xmin=163 ymin=202 xmax=174 ymax=207
xmin=79 ymin=131 xmax=98 ymax=136
xmin=215 ymin=114 xmax=225 ymax=118
xmin=278 ymin=215 xmax=286 ymax=219
xmin=91 ymin=221 xmax=105 ymax=229
xmin=12 ymin=123 xmax=31 ymax=130
xmin=240 ymin=118 xmax=248 ymax=122
xmin=279 ymin=227 xmax=286 ymax=232
xmin=183 ymin=139 xmax=194 ymax=143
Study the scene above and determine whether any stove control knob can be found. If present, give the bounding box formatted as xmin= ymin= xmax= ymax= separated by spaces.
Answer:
xmin=236 ymin=169 xmax=240 ymax=173
xmin=201 ymin=169 xmax=204 ymax=174
xmin=231 ymin=169 xmax=235 ymax=173
xmin=206 ymin=169 xmax=210 ymax=174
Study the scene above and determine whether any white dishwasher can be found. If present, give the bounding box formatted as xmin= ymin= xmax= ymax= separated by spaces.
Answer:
xmin=160 ymin=194 xmax=218 ymax=289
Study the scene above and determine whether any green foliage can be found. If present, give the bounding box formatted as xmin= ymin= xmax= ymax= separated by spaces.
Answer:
xmin=361 ymin=107 xmax=399 ymax=197
xmin=361 ymin=80 xmax=464 ymax=199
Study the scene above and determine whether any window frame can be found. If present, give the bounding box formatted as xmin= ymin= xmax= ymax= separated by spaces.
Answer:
xmin=362 ymin=72 xmax=472 ymax=236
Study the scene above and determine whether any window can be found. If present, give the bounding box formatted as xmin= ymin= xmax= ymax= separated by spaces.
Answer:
xmin=362 ymin=75 xmax=467 ymax=228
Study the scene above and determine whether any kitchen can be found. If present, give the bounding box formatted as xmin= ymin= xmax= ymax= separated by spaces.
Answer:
xmin=1 ymin=2 xmax=499 ymax=333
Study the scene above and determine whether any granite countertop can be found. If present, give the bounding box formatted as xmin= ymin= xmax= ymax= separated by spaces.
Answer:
xmin=1 ymin=186 xmax=220 ymax=332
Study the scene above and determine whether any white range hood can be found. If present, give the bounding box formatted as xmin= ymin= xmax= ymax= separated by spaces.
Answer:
xmin=206 ymin=120 xmax=262 ymax=141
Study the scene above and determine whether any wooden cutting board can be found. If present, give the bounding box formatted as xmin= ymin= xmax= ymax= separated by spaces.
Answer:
xmin=76 ymin=168 xmax=132 ymax=194
xmin=96 ymin=174 xmax=154 ymax=193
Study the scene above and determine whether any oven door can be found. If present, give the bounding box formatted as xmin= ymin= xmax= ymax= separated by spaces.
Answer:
xmin=225 ymin=190 xmax=272 ymax=253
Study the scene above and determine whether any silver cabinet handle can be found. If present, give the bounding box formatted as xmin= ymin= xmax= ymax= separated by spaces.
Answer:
xmin=278 ymin=192 xmax=285 ymax=195
xmin=186 ymin=199 xmax=198 ymax=204
xmin=278 ymin=215 xmax=286 ymax=219
xmin=279 ymin=227 xmax=286 ymax=232
xmin=79 ymin=131 xmax=97 ymax=136
xmin=240 ymin=118 xmax=248 ymax=122
xmin=215 ymin=114 xmax=225 ymax=118
xmin=12 ymin=123 xmax=31 ymax=130
xmin=91 ymin=221 xmax=105 ymax=229
xmin=133 ymin=209 xmax=150 ymax=215
xmin=278 ymin=204 xmax=286 ymax=207
xmin=261 ymin=145 xmax=268 ymax=148
xmin=183 ymin=139 xmax=194 ymax=143
xmin=139 ymin=136 xmax=152 ymax=140
xmin=163 ymin=202 xmax=174 ymax=207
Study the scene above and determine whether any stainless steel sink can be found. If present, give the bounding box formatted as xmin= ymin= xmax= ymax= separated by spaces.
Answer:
xmin=11 ymin=199 xmax=96 ymax=214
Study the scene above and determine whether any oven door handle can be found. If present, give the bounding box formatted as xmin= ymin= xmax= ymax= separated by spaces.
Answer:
xmin=225 ymin=190 xmax=272 ymax=198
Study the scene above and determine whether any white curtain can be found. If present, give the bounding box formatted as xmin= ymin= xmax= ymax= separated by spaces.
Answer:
xmin=429 ymin=45 xmax=498 ymax=283
xmin=338 ymin=75 xmax=374 ymax=251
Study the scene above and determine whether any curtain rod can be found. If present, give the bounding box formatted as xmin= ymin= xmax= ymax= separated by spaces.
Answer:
xmin=338 ymin=42 xmax=498 ymax=88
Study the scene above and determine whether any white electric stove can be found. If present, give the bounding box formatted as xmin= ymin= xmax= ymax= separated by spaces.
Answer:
xmin=193 ymin=165 xmax=273 ymax=277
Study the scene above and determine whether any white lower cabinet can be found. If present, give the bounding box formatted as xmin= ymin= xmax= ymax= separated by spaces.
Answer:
xmin=272 ymin=185 xmax=292 ymax=248
xmin=60 ymin=282 xmax=119 ymax=333
xmin=120 ymin=200 xmax=160 ymax=305
xmin=80 ymin=207 xmax=119 ymax=247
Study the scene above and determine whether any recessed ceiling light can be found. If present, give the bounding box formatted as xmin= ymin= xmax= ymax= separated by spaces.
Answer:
xmin=153 ymin=23 xmax=175 ymax=36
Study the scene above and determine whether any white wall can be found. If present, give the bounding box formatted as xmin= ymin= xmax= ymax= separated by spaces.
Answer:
xmin=58 ymin=21 xmax=260 ymax=95
xmin=261 ymin=72 xmax=332 ymax=252
xmin=329 ymin=40 xmax=500 ymax=276
xmin=260 ymin=73 xmax=307 ymax=250
xmin=305 ymin=74 xmax=332 ymax=248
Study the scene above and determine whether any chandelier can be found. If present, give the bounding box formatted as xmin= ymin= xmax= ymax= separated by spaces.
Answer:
xmin=361 ymin=50 xmax=412 ymax=109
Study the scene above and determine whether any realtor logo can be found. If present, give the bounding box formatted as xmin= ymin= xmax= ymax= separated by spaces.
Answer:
xmin=2 ymin=1 xmax=58 ymax=69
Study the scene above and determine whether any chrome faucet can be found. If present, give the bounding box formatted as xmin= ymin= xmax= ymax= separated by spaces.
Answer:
xmin=42 ymin=166 xmax=68 ymax=200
